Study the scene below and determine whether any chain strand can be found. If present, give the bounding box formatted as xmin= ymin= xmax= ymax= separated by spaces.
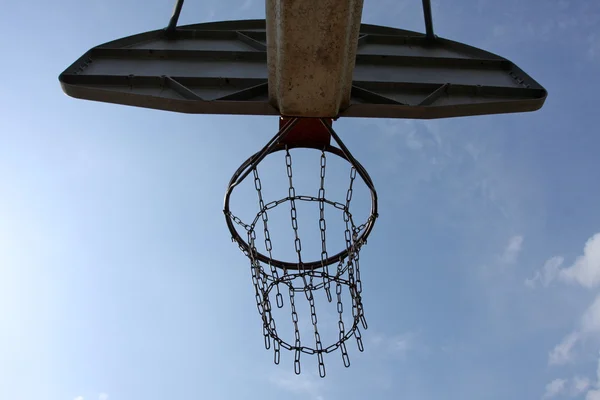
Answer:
xmin=229 ymin=148 xmax=373 ymax=377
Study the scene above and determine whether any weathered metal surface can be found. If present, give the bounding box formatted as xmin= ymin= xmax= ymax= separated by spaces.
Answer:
xmin=59 ymin=19 xmax=547 ymax=119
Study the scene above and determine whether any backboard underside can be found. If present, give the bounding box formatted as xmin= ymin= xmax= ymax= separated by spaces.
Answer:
xmin=59 ymin=19 xmax=547 ymax=119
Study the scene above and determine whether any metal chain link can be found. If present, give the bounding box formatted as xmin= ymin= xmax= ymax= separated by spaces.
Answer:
xmin=228 ymin=147 xmax=374 ymax=378
xmin=285 ymin=148 xmax=303 ymax=266
xmin=289 ymin=283 xmax=302 ymax=374
xmin=318 ymin=150 xmax=332 ymax=303
xmin=285 ymin=147 xmax=305 ymax=375
xmin=285 ymin=148 xmax=327 ymax=376
xmin=253 ymin=167 xmax=284 ymax=308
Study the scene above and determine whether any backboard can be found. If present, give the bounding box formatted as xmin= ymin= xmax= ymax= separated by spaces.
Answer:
xmin=59 ymin=19 xmax=547 ymax=120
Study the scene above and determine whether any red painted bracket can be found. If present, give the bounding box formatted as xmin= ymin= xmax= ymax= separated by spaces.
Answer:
xmin=278 ymin=117 xmax=333 ymax=148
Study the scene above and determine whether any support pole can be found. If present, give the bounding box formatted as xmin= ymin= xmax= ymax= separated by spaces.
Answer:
xmin=422 ymin=0 xmax=435 ymax=39
xmin=166 ymin=0 xmax=185 ymax=31
xmin=266 ymin=0 xmax=365 ymax=117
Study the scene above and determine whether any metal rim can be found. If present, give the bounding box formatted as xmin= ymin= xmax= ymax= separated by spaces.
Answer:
xmin=259 ymin=269 xmax=366 ymax=356
xmin=223 ymin=123 xmax=378 ymax=271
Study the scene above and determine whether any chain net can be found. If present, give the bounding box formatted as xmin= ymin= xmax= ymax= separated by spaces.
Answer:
xmin=226 ymin=146 xmax=376 ymax=377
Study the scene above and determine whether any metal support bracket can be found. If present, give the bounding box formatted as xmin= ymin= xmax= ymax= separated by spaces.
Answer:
xmin=166 ymin=0 xmax=185 ymax=32
xmin=422 ymin=0 xmax=435 ymax=39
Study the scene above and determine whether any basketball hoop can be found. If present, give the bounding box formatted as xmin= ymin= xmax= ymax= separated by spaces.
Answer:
xmin=224 ymin=118 xmax=378 ymax=377
xmin=60 ymin=0 xmax=548 ymax=380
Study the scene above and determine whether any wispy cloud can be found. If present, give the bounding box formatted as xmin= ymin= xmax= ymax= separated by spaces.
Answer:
xmin=583 ymin=353 xmax=600 ymax=400
xmin=560 ymin=233 xmax=600 ymax=288
xmin=366 ymin=116 xmax=533 ymax=238
xmin=573 ymin=376 xmax=592 ymax=397
xmin=98 ymin=393 xmax=109 ymax=400
xmin=482 ymin=0 xmax=600 ymax=65
xmin=549 ymin=332 xmax=580 ymax=366
xmin=525 ymin=233 xmax=600 ymax=289
xmin=543 ymin=378 xmax=567 ymax=398
xmin=501 ymin=235 xmax=524 ymax=264
xmin=74 ymin=397 xmax=84 ymax=400
xmin=588 ymin=33 xmax=600 ymax=61
xmin=269 ymin=371 xmax=324 ymax=400
xmin=390 ymin=334 xmax=413 ymax=354
xmin=582 ymin=295 xmax=600 ymax=333
xmin=525 ymin=256 xmax=564 ymax=288
xmin=588 ymin=389 xmax=600 ymax=400
xmin=542 ymin=376 xmax=592 ymax=399
xmin=548 ymin=293 xmax=600 ymax=365
xmin=369 ymin=331 xmax=420 ymax=357
xmin=240 ymin=0 xmax=253 ymax=11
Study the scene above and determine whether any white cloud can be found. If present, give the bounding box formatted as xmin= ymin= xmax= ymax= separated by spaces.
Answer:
xmin=548 ymin=294 xmax=600 ymax=365
xmin=582 ymin=294 xmax=600 ymax=333
xmin=98 ymin=394 xmax=109 ymax=400
xmin=369 ymin=331 xmax=418 ymax=357
xmin=559 ymin=234 xmax=600 ymax=288
xmin=548 ymin=293 xmax=600 ymax=366
xmin=573 ymin=377 xmax=592 ymax=396
xmin=549 ymin=332 xmax=580 ymax=365
xmin=526 ymin=256 xmax=564 ymax=288
xmin=492 ymin=25 xmax=506 ymax=38
xmin=542 ymin=376 xmax=593 ymax=398
xmin=269 ymin=371 xmax=324 ymax=400
xmin=588 ymin=33 xmax=600 ymax=61
xmin=405 ymin=130 xmax=424 ymax=150
xmin=369 ymin=333 xmax=384 ymax=346
xmin=240 ymin=0 xmax=253 ymax=10
xmin=74 ymin=397 xmax=84 ymax=400
xmin=542 ymin=376 xmax=594 ymax=399
xmin=502 ymin=235 xmax=524 ymax=264
xmin=587 ymin=390 xmax=600 ymax=400
xmin=391 ymin=333 xmax=413 ymax=354
xmin=544 ymin=378 xmax=567 ymax=398
xmin=583 ymin=353 xmax=600 ymax=400
xmin=525 ymin=233 xmax=600 ymax=289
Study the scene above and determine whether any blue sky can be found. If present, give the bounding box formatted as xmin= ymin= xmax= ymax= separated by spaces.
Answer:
xmin=1 ymin=0 xmax=600 ymax=399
